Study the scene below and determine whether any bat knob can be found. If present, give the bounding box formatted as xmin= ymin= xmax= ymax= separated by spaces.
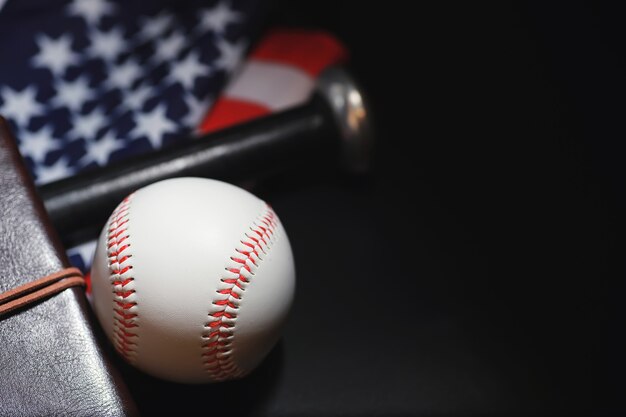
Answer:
xmin=316 ymin=67 xmax=375 ymax=174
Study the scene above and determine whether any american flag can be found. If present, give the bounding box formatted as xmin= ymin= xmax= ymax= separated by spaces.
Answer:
xmin=0 ymin=0 xmax=259 ymax=185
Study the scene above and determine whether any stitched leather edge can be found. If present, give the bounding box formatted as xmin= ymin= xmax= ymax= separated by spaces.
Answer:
xmin=201 ymin=204 xmax=279 ymax=380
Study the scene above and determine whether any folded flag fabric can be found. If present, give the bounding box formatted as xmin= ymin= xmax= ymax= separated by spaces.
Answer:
xmin=199 ymin=29 xmax=347 ymax=133
xmin=0 ymin=0 xmax=261 ymax=185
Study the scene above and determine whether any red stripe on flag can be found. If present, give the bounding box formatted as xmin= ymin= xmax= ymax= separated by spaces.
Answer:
xmin=251 ymin=30 xmax=348 ymax=77
xmin=199 ymin=98 xmax=270 ymax=133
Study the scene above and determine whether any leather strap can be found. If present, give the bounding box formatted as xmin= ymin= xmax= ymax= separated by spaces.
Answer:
xmin=0 ymin=267 xmax=85 ymax=317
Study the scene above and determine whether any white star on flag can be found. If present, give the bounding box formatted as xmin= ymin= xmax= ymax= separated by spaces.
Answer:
xmin=215 ymin=38 xmax=246 ymax=72
xmin=123 ymin=85 xmax=154 ymax=112
xmin=183 ymin=94 xmax=212 ymax=128
xmin=18 ymin=125 xmax=60 ymax=163
xmin=0 ymin=85 xmax=44 ymax=127
xmin=154 ymin=31 xmax=187 ymax=62
xmin=32 ymin=34 xmax=80 ymax=77
xmin=68 ymin=107 xmax=107 ymax=140
xmin=137 ymin=11 xmax=174 ymax=42
xmin=81 ymin=130 xmax=125 ymax=166
xmin=34 ymin=156 xmax=73 ymax=184
xmin=168 ymin=51 xmax=211 ymax=89
xmin=52 ymin=76 xmax=93 ymax=112
xmin=88 ymin=27 xmax=126 ymax=61
xmin=67 ymin=0 xmax=117 ymax=25
xmin=197 ymin=2 xmax=242 ymax=34
xmin=132 ymin=103 xmax=177 ymax=148
xmin=108 ymin=59 xmax=142 ymax=90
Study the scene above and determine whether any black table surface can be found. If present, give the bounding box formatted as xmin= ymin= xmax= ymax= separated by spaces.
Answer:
xmin=92 ymin=2 xmax=626 ymax=415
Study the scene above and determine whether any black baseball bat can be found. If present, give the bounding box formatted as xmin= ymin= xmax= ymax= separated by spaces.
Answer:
xmin=39 ymin=67 xmax=373 ymax=247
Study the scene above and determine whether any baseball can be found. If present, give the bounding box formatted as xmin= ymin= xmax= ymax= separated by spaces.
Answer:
xmin=90 ymin=177 xmax=296 ymax=384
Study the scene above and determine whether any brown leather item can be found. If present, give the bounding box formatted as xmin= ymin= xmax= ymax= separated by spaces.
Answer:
xmin=0 ymin=118 xmax=138 ymax=416
xmin=0 ymin=267 xmax=85 ymax=317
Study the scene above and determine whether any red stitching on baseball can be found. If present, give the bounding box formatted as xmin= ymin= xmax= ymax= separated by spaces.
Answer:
xmin=107 ymin=194 xmax=139 ymax=362
xmin=201 ymin=205 xmax=279 ymax=380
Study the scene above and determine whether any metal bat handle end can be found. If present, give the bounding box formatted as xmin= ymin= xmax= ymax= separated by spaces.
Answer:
xmin=316 ymin=67 xmax=375 ymax=174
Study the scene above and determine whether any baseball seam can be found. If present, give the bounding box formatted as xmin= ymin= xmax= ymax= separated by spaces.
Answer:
xmin=107 ymin=194 xmax=139 ymax=362
xmin=201 ymin=204 xmax=279 ymax=380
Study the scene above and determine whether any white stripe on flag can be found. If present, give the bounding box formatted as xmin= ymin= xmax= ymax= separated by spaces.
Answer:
xmin=224 ymin=60 xmax=314 ymax=111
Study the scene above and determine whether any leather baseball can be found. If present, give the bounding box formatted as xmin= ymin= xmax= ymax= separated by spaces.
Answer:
xmin=90 ymin=177 xmax=296 ymax=383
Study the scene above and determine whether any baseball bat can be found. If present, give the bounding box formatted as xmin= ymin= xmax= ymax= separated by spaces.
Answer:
xmin=39 ymin=67 xmax=373 ymax=247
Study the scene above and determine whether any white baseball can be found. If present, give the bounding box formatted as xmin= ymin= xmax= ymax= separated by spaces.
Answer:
xmin=90 ymin=177 xmax=296 ymax=384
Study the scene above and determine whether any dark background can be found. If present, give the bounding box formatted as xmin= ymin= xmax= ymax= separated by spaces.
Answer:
xmin=113 ymin=2 xmax=626 ymax=415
